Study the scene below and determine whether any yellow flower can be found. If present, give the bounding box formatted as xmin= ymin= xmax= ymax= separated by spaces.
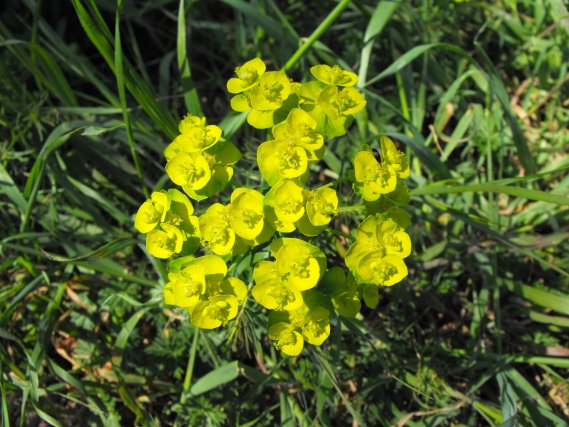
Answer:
xmin=272 ymin=238 xmax=327 ymax=291
xmin=252 ymin=261 xmax=303 ymax=311
xmin=267 ymin=290 xmax=331 ymax=355
xmin=165 ymin=152 xmax=211 ymax=191
xmin=227 ymin=188 xmax=265 ymax=240
xmin=199 ymin=204 xmax=235 ymax=255
xmin=357 ymin=253 xmax=408 ymax=286
xmin=134 ymin=191 xmax=170 ymax=233
xmin=272 ymin=108 xmax=324 ymax=153
xmin=257 ymin=139 xmax=308 ymax=186
xmin=163 ymin=263 xmax=206 ymax=308
xmin=145 ymin=223 xmax=184 ymax=259
xmin=305 ymin=187 xmax=338 ymax=226
xmin=310 ymin=64 xmax=358 ymax=87
xmin=249 ymin=71 xmax=291 ymax=111
xmin=345 ymin=215 xmax=411 ymax=286
xmin=319 ymin=85 xmax=366 ymax=119
xmin=353 ymin=150 xmax=397 ymax=201
xmin=191 ymin=295 xmax=239 ymax=329
xmin=264 ymin=179 xmax=305 ymax=227
xmin=380 ymin=136 xmax=410 ymax=178
xmin=268 ymin=322 xmax=304 ymax=356
xmin=226 ymin=58 xmax=266 ymax=94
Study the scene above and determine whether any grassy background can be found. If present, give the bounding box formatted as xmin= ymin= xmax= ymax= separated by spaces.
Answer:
xmin=1 ymin=0 xmax=568 ymax=425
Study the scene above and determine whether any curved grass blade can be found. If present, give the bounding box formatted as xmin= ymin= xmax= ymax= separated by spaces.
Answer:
xmin=41 ymin=237 xmax=137 ymax=262
xmin=178 ymin=0 xmax=202 ymax=115
xmin=411 ymin=183 xmax=569 ymax=206
xmin=358 ymin=0 xmax=400 ymax=87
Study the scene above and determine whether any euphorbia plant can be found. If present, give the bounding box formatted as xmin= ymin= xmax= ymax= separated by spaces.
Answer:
xmin=134 ymin=59 xmax=413 ymax=356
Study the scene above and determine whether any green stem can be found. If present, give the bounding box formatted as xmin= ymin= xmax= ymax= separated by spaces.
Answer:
xmin=337 ymin=204 xmax=366 ymax=213
xmin=319 ymin=175 xmax=352 ymax=189
xmin=181 ymin=329 xmax=199 ymax=400
xmin=115 ymin=4 xmax=149 ymax=199
xmin=281 ymin=0 xmax=352 ymax=72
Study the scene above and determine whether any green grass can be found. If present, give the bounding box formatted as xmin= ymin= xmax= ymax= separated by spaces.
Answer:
xmin=1 ymin=0 xmax=568 ymax=425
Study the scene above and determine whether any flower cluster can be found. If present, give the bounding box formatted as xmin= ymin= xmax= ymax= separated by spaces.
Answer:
xmin=165 ymin=114 xmax=242 ymax=201
xmin=252 ymin=238 xmax=330 ymax=356
xmin=164 ymin=255 xmax=247 ymax=329
xmin=345 ymin=136 xmax=413 ymax=290
xmin=133 ymin=58 xmax=413 ymax=357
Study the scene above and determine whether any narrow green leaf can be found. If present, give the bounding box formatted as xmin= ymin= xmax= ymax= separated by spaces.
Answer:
xmin=365 ymin=43 xmax=470 ymax=87
xmin=358 ymin=1 xmax=400 ymax=86
xmin=412 ymin=183 xmax=569 ymax=206
xmin=474 ymin=44 xmax=536 ymax=173
xmin=178 ymin=0 xmax=202 ymax=115
xmin=41 ymin=237 xmax=136 ymax=262
xmin=190 ymin=361 xmax=240 ymax=395
xmin=504 ymin=282 xmax=569 ymax=315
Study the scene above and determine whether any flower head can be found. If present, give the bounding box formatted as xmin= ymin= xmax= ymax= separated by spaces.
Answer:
xmin=310 ymin=64 xmax=358 ymax=87
xmin=227 ymin=58 xmax=266 ymax=94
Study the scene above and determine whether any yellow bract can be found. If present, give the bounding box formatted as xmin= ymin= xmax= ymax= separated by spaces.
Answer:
xmin=310 ymin=64 xmax=358 ymax=87
xmin=199 ymin=203 xmax=235 ymax=255
xmin=345 ymin=215 xmax=411 ymax=287
xmin=268 ymin=322 xmax=304 ymax=356
xmin=353 ymin=150 xmax=397 ymax=201
xmin=134 ymin=191 xmax=169 ymax=233
xmin=146 ymin=223 xmax=184 ymax=259
xmin=163 ymin=255 xmax=246 ymax=330
xmin=272 ymin=108 xmax=324 ymax=153
xmin=227 ymin=57 xmax=266 ymax=94
xmin=380 ymin=136 xmax=410 ymax=179
xmin=257 ymin=139 xmax=308 ymax=186
xmin=305 ymin=187 xmax=338 ymax=226
xmin=266 ymin=290 xmax=331 ymax=355
xmin=264 ymin=179 xmax=305 ymax=226
xmin=228 ymin=188 xmax=265 ymax=240
xmin=166 ymin=152 xmax=211 ymax=190
xmin=358 ymin=253 xmax=408 ymax=286
xmin=252 ymin=238 xmax=327 ymax=313
xmin=319 ymin=86 xmax=366 ymax=119
xmin=163 ymin=264 xmax=206 ymax=308
xmin=250 ymin=71 xmax=291 ymax=111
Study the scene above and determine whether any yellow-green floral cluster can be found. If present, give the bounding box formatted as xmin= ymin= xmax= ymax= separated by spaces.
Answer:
xmin=164 ymin=255 xmax=247 ymax=329
xmin=252 ymin=238 xmax=330 ymax=356
xmin=165 ymin=114 xmax=242 ymax=201
xmin=133 ymin=58 xmax=413 ymax=357
xmin=345 ymin=137 xmax=413 ymax=290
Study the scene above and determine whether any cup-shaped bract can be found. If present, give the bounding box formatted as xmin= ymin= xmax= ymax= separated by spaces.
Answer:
xmin=357 ymin=253 xmax=408 ymax=286
xmin=272 ymin=108 xmax=324 ymax=153
xmin=250 ymin=71 xmax=291 ymax=111
xmin=228 ymin=188 xmax=265 ymax=240
xmin=252 ymin=261 xmax=303 ymax=311
xmin=319 ymin=86 xmax=366 ymax=119
xmin=268 ymin=322 xmax=304 ymax=356
xmin=146 ymin=223 xmax=184 ymax=259
xmin=257 ymin=139 xmax=308 ymax=186
xmin=310 ymin=64 xmax=358 ymax=87
xmin=380 ymin=136 xmax=410 ymax=179
xmin=163 ymin=263 xmax=207 ymax=309
xmin=353 ymin=150 xmax=397 ymax=202
xmin=199 ymin=203 xmax=235 ymax=255
xmin=305 ymin=187 xmax=338 ymax=227
xmin=134 ymin=191 xmax=170 ymax=233
xmin=166 ymin=152 xmax=211 ymax=191
xmin=191 ymin=295 xmax=240 ymax=329
xmin=264 ymin=179 xmax=305 ymax=226
xmin=227 ymin=57 xmax=266 ymax=94
xmin=272 ymin=238 xmax=327 ymax=291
